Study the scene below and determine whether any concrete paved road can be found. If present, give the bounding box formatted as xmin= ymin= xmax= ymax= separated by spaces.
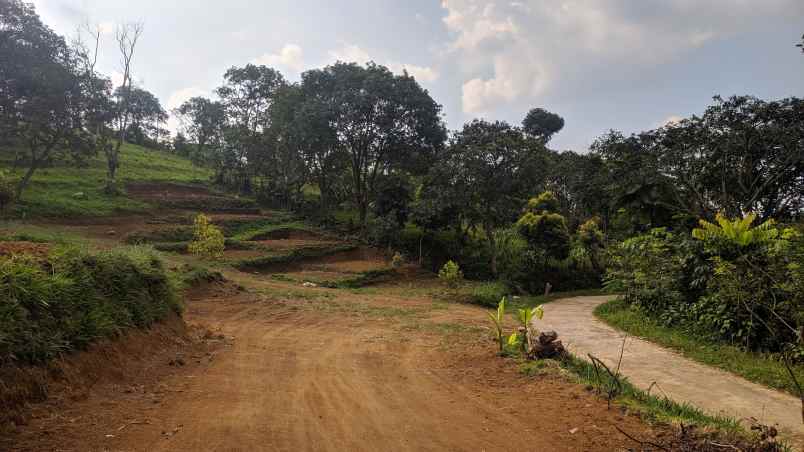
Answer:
xmin=531 ymin=295 xmax=804 ymax=446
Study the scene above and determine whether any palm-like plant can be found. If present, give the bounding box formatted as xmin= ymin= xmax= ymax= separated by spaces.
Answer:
xmin=692 ymin=213 xmax=778 ymax=247
xmin=487 ymin=297 xmax=507 ymax=353
xmin=508 ymin=305 xmax=545 ymax=355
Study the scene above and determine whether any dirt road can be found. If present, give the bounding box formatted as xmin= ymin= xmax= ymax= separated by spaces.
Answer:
xmin=7 ymin=280 xmax=662 ymax=451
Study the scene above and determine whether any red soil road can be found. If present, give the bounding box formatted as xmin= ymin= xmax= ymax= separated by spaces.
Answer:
xmin=4 ymin=281 xmax=665 ymax=451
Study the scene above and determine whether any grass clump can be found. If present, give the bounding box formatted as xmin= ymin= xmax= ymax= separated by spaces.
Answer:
xmin=0 ymin=245 xmax=180 ymax=365
xmin=556 ymin=352 xmax=743 ymax=432
xmin=595 ymin=298 xmax=804 ymax=396
xmin=470 ymin=281 xmax=508 ymax=307
xmin=319 ymin=268 xmax=396 ymax=289
xmin=233 ymin=244 xmax=358 ymax=271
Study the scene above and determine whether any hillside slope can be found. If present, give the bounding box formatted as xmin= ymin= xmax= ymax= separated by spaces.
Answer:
xmin=0 ymin=144 xmax=212 ymax=218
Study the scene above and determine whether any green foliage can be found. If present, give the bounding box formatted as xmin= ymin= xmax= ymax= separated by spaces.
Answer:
xmin=233 ymin=243 xmax=357 ymax=270
xmin=692 ymin=213 xmax=778 ymax=252
xmin=596 ymin=298 xmax=804 ymax=396
xmin=438 ymin=260 xmax=463 ymax=289
xmin=0 ymin=245 xmax=180 ymax=365
xmin=510 ymin=305 xmax=544 ymax=356
xmin=517 ymin=211 xmax=571 ymax=261
xmin=470 ymin=281 xmax=507 ymax=307
xmin=0 ymin=171 xmax=15 ymax=210
xmin=522 ymin=108 xmax=564 ymax=143
xmin=526 ymin=191 xmax=560 ymax=214
xmin=486 ymin=297 xmax=507 ymax=353
xmin=0 ymin=143 xmax=212 ymax=218
xmin=187 ymin=214 xmax=225 ymax=259
xmin=606 ymin=218 xmax=803 ymax=352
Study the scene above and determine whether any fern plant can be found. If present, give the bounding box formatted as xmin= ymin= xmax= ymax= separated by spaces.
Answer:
xmin=487 ymin=297 xmax=507 ymax=353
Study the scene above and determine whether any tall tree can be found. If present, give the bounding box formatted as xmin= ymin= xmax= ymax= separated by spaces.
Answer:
xmin=300 ymin=62 xmax=446 ymax=229
xmin=106 ymin=22 xmax=143 ymax=194
xmin=423 ymin=120 xmax=548 ymax=275
xmin=0 ymin=0 xmax=92 ymax=200
xmin=115 ymin=86 xmax=166 ymax=146
xmin=216 ymin=64 xmax=287 ymax=193
xmin=175 ymin=96 xmax=226 ymax=166
xmin=522 ymin=108 xmax=564 ymax=143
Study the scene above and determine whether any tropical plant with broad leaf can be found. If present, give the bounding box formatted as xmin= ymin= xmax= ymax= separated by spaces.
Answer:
xmin=508 ymin=305 xmax=545 ymax=356
xmin=487 ymin=297 xmax=507 ymax=353
xmin=692 ymin=213 xmax=777 ymax=248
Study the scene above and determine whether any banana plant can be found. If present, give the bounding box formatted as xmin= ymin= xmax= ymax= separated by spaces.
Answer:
xmin=513 ymin=305 xmax=545 ymax=355
xmin=487 ymin=297 xmax=507 ymax=353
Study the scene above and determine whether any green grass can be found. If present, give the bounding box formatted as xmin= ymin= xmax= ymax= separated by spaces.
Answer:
xmin=1 ymin=143 xmax=212 ymax=218
xmin=595 ymin=298 xmax=804 ymax=397
xmin=554 ymin=353 xmax=744 ymax=433
xmin=233 ymin=243 xmax=358 ymax=271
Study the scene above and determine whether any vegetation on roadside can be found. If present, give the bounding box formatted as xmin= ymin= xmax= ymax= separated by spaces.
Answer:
xmin=0 ymin=245 xmax=180 ymax=365
xmin=595 ymin=298 xmax=804 ymax=396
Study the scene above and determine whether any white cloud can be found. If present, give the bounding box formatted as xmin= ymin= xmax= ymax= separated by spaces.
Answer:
xmin=166 ymin=86 xmax=207 ymax=110
xmin=98 ymin=21 xmax=115 ymax=35
xmin=659 ymin=115 xmax=685 ymax=127
xmin=441 ymin=0 xmax=800 ymax=114
xmin=328 ymin=44 xmax=440 ymax=83
xmin=253 ymin=44 xmax=305 ymax=72
xmin=328 ymin=44 xmax=372 ymax=65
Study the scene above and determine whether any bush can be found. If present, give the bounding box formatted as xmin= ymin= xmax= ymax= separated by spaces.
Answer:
xmin=188 ymin=214 xmax=225 ymax=258
xmin=471 ymin=281 xmax=507 ymax=307
xmin=438 ymin=260 xmax=463 ymax=288
xmin=606 ymin=217 xmax=803 ymax=352
xmin=0 ymin=245 xmax=180 ymax=365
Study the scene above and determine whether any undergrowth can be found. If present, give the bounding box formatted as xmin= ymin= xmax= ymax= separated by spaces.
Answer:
xmin=0 ymin=245 xmax=181 ymax=365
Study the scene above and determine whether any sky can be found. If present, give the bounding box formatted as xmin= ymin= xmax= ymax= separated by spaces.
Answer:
xmin=32 ymin=0 xmax=804 ymax=152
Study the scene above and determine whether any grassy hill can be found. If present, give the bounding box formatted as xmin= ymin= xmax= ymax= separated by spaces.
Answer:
xmin=1 ymin=143 xmax=212 ymax=218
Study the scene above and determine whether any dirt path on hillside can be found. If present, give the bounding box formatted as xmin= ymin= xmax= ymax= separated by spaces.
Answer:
xmin=6 ymin=283 xmax=665 ymax=451
xmin=531 ymin=296 xmax=804 ymax=446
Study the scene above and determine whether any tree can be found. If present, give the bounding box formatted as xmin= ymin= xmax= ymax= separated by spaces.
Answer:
xmin=0 ymin=0 xmax=93 ymax=200
xmin=522 ymin=108 xmax=564 ymax=143
xmin=115 ymin=86 xmax=167 ymax=146
xmin=300 ymin=62 xmax=446 ymax=230
xmin=258 ymin=83 xmax=308 ymax=208
xmin=175 ymin=96 xmax=226 ymax=167
xmin=422 ymin=120 xmax=547 ymax=275
xmin=216 ymin=64 xmax=287 ymax=193
xmin=516 ymin=191 xmax=571 ymax=263
xmin=106 ymin=22 xmax=143 ymax=194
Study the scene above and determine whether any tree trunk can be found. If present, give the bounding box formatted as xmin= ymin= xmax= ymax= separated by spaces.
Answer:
xmin=15 ymin=164 xmax=38 ymax=201
xmin=486 ymin=225 xmax=498 ymax=277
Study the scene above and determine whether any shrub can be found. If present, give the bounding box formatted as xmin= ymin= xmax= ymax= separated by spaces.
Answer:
xmin=471 ymin=281 xmax=507 ymax=307
xmin=188 ymin=214 xmax=225 ymax=259
xmin=391 ymin=252 xmax=404 ymax=268
xmin=606 ymin=217 xmax=803 ymax=353
xmin=438 ymin=260 xmax=463 ymax=288
xmin=0 ymin=246 xmax=180 ymax=365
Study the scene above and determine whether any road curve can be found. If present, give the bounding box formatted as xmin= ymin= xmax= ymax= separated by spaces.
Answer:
xmin=531 ymin=295 xmax=804 ymax=446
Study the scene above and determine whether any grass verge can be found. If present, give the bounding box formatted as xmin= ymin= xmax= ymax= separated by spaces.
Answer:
xmin=595 ymin=298 xmax=804 ymax=397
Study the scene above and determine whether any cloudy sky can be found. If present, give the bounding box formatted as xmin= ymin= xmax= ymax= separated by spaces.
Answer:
xmin=33 ymin=0 xmax=804 ymax=151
